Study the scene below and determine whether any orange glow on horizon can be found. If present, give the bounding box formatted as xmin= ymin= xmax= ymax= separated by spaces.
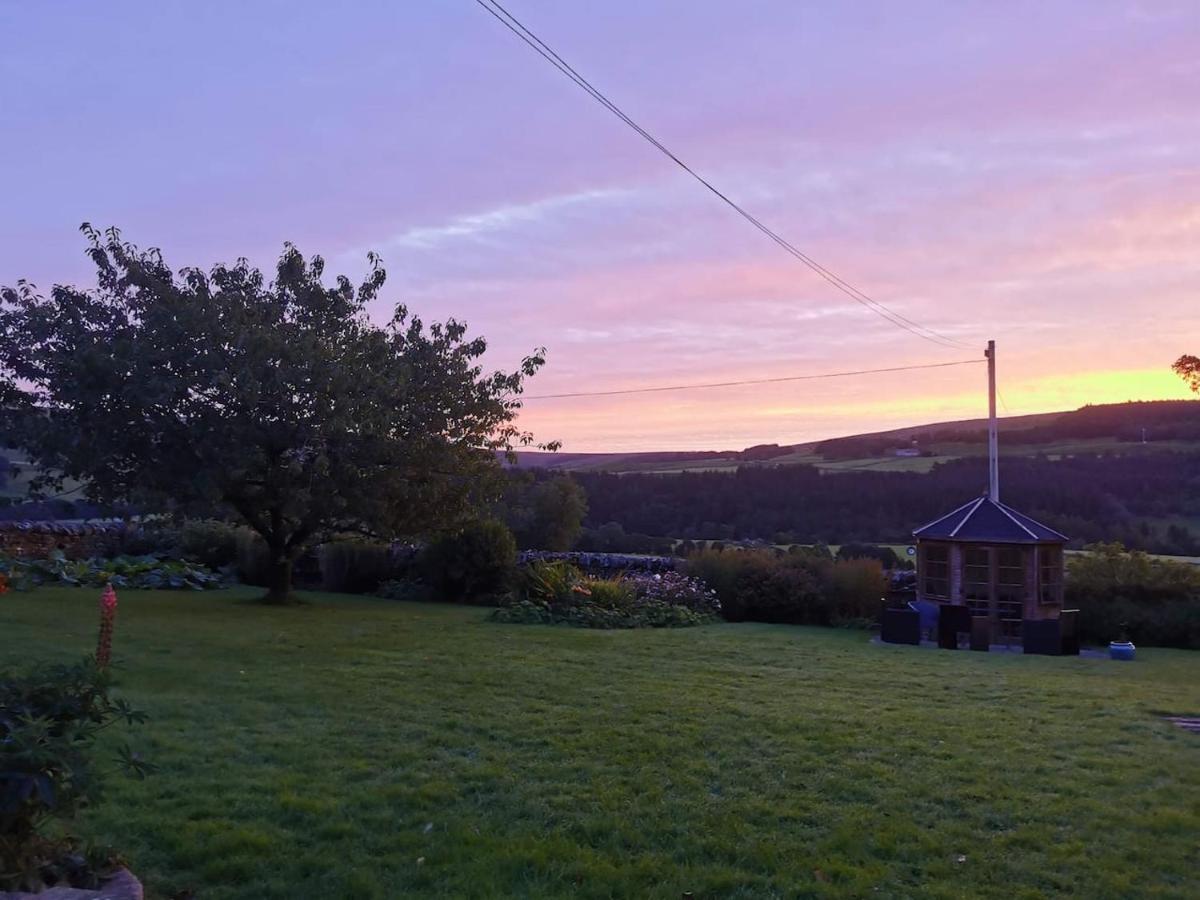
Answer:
xmin=516 ymin=367 xmax=1196 ymax=453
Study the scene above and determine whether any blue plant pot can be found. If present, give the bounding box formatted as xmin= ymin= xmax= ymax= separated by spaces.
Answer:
xmin=1109 ymin=641 xmax=1136 ymax=661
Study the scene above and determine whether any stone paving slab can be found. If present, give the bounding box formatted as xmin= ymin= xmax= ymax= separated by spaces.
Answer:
xmin=0 ymin=870 xmax=141 ymax=900
xmin=1164 ymin=716 xmax=1200 ymax=734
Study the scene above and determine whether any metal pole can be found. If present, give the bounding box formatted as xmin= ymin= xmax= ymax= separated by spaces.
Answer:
xmin=986 ymin=340 xmax=999 ymax=501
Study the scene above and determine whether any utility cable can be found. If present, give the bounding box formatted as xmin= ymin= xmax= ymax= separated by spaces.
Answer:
xmin=474 ymin=0 xmax=975 ymax=350
xmin=522 ymin=358 xmax=982 ymax=400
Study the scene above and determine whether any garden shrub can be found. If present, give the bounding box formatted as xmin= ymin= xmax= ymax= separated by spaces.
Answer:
xmin=421 ymin=519 xmax=517 ymax=603
xmin=582 ymin=577 xmax=636 ymax=611
xmin=731 ymin=554 xmax=828 ymax=624
xmin=826 ymin=557 xmax=890 ymax=624
xmin=375 ymin=578 xmax=433 ymax=604
xmin=685 ymin=549 xmax=885 ymax=626
xmin=1066 ymin=543 xmax=1200 ymax=648
xmin=318 ymin=539 xmax=396 ymax=593
xmin=111 ymin=518 xmax=177 ymax=561
xmin=0 ymin=657 xmax=152 ymax=892
xmin=513 ymin=559 xmax=583 ymax=605
xmin=176 ymin=519 xmax=239 ymax=568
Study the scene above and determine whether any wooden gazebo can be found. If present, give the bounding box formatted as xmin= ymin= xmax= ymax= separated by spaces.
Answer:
xmin=913 ymin=495 xmax=1068 ymax=642
xmin=883 ymin=340 xmax=1077 ymax=653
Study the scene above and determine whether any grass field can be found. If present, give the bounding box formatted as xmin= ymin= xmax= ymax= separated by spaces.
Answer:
xmin=3 ymin=588 xmax=1199 ymax=899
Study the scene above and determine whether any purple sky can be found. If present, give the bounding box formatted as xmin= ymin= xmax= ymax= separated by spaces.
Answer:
xmin=2 ymin=1 xmax=1198 ymax=450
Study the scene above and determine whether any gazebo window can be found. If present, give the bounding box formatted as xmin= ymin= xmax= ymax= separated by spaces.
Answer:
xmin=995 ymin=547 xmax=1025 ymax=621
xmin=1040 ymin=546 xmax=1063 ymax=605
xmin=922 ymin=545 xmax=950 ymax=599
xmin=964 ymin=547 xmax=990 ymax=615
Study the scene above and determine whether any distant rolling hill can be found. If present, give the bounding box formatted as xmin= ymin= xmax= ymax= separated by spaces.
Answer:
xmin=510 ymin=400 xmax=1200 ymax=474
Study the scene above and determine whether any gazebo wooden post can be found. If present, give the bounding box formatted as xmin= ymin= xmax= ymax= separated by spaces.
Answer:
xmin=950 ymin=544 xmax=964 ymax=603
xmin=1025 ymin=545 xmax=1039 ymax=620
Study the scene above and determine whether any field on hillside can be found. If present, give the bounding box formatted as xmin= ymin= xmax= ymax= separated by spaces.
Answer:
xmin=506 ymin=400 xmax=1200 ymax=475
xmin=527 ymin=437 xmax=1200 ymax=475
xmin=3 ymin=588 xmax=1198 ymax=899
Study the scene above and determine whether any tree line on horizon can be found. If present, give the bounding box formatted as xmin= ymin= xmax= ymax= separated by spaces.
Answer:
xmin=565 ymin=452 xmax=1200 ymax=556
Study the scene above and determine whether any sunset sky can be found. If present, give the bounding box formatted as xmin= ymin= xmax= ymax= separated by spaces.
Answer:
xmin=2 ymin=1 xmax=1197 ymax=451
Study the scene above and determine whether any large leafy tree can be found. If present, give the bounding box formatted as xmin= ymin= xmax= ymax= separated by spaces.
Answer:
xmin=1174 ymin=354 xmax=1200 ymax=393
xmin=500 ymin=474 xmax=588 ymax=551
xmin=0 ymin=225 xmax=554 ymax=603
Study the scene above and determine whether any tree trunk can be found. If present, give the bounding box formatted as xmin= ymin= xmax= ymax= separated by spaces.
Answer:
xmin=261 ymin=554 xmax=297 ymax=605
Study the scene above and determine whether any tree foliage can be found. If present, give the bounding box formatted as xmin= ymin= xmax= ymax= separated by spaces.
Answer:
xmin=0 ymin=225 xmax=554 ymax=602
xmin=1174 ymin=354 xmax=1200 ymax=394
xmin=573 ymin=452 xmax=1200 ymax=555
xmin=420 ymin=519 xmax=518 ymax=602
xmin=500 ymin=474 xmax=588 ymax=550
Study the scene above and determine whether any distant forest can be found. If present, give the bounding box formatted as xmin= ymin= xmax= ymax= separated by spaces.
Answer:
xmin=572 ymin=453 xmax=1200 ymax=555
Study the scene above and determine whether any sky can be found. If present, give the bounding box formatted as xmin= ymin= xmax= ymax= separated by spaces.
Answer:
xmin=1 ymin=1 xmax=1197 ymax=452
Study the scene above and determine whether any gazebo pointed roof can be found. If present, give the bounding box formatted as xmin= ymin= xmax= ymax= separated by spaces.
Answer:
xmin=913 ymin=495 xmax=1067 ymax=544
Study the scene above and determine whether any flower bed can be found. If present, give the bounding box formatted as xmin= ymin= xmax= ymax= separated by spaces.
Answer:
xmin=492 ymin=562 xmax=719 ymax=629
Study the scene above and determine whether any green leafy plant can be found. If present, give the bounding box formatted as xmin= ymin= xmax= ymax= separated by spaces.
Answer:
xmin=0 ymin=552 xmax=226 ymax=592
xmin=0 ymin=657 xmax=153 ymax=892
xmin=513 ymin=560 xmax=585 ymax=605
xmin=582 ymin=577 xmax=636 ymax=611
xmin=1066 ymin=542 xmax=1200 ymax=648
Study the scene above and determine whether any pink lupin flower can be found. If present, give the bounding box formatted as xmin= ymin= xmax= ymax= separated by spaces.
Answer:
xmin=97 ymin=584 xmax=118 ymax=669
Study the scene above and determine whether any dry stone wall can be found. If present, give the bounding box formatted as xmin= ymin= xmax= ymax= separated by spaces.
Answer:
xmin=0 ymin=522 xmax=119 ymax=559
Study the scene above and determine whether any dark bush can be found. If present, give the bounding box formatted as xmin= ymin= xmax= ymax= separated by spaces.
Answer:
xmin=421 ymin=519 xmax=517 ymax=602
xmin=375 ymin=578 xmax=433 ymax=604
xmin=836 ymin=542 xmax=903 ymax=570
xmin=686 ymin=549 xmax=885 ymax=626
xmin=177 ymin=519 xmax=239 ymax=568
xmin=111 ymin=521 xmax=178 ymax=558
xmin=318 ymin=540 xmax=397 ymax=594
xmin=1066 ymin=543 xmax=1200 ymax=648
xmin=826 ymin=557 xmax=889 ymax=623
xmin=0 ymin=658 xmax=152 ymax=892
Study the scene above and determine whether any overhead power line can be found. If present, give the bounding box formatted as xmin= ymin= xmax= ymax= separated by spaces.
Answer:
xmin=474 ymin=0 xmax=974 ymax=350
xmin=522 ymin=358 xmax=982 ymax=400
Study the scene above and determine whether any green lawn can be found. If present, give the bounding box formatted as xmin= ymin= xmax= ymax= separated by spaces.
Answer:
xmin=3 ymin=588 xmax=1199 ymax=899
